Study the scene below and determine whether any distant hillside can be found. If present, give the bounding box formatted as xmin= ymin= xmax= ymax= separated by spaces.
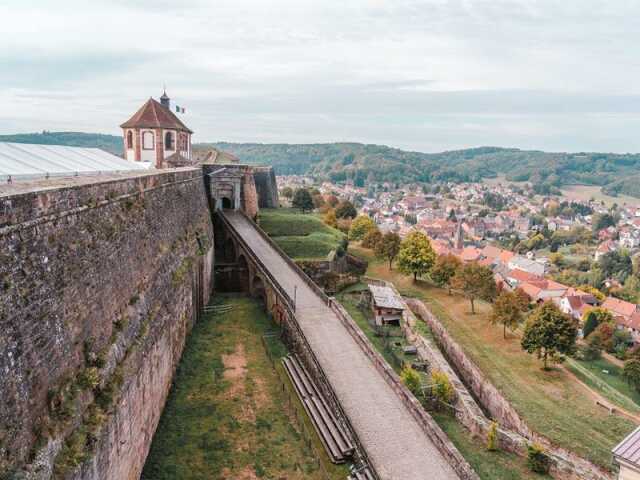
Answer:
xmin=0 ymin=131 xmax=123 ymax=155
xmin=207 ymin=142 xmax=640 ymax=198
xmin=5 ymin=132 xmax=640 ymax=199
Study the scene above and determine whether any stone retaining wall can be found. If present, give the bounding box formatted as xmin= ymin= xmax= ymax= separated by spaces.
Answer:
xmin=405 ymin=297 xmax=613 ymax=480
xmin=329 ymin=300 xmax=481 ymax=480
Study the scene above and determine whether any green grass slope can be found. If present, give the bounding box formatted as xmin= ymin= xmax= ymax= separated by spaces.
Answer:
xmin=257 ymin=208 xmax=346 ymax=260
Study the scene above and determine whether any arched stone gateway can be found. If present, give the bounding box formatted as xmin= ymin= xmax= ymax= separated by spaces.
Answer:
xmin=206 ymin=168 xmax=242 ymax=212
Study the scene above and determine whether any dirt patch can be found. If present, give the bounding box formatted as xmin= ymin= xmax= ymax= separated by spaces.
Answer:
xmin=253 ymin=376 xmax=269 ymax=406
xmin=222 ymin=344 xmax=247 ymax=400
xmin=222 ymin=344 xmax=247 ymax=380
xmin=220 ymin=467 xmax=258 ymax=479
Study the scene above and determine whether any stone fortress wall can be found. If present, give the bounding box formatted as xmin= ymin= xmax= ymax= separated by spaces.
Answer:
xmin=0 ymin=169 xmax=214 ymax=479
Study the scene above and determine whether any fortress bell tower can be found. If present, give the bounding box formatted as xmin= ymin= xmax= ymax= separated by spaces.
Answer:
xmin=120 ymin=90 xmax=193 ymax=169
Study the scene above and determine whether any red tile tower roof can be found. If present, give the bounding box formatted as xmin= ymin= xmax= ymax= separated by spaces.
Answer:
xmin=121 ymin=98 xmax=193 ymax=133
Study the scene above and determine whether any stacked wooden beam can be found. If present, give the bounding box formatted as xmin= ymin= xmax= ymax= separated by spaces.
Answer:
xmin=282 ymin=355 xmax=355 ymax=463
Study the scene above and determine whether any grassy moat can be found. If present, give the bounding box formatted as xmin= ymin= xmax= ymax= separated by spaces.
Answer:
xmin=142 ymin=295 xmax=347 ymax=480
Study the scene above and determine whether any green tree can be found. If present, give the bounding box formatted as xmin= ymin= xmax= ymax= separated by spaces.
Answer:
xmin=396 ymin=231 xmax=436 ymax=281
xmin=430 ymin=253 xmax=462 ymax=294
xmin=598 ymin=250 xmax=632 ymax=281
xmin=623 ymin=359 xmax=640 ymax=391
xmin=451 ymin=262 xmax=497 ymax=314
xmin=375 ymin=232 xmax=401 ymax=269
xmin=491 ymin=290 xmax=526 ymax=338
xmin=521 ymin=302 xmax=578 ymax=369
xmin=335 ymin=200 xmax=357 ymax=219
xmin=400 ymin=366 xmax=422 ymax=399
xmin=361 ymin=227 xmax=382 ymax=249
xmin=349 ymin=215 xmax=377 ymax=241
xmin=592 ymin=212 xmax=617 ymax=232
xmin=581 ymin=332 xmax=603 ymax=361
xmin=581 ymin=307 xmax=613 ymax=338
xmin=292 ymin=188 xmax=314 ymax=213
xmin=280 ymin=186 xmax=293 ymax=199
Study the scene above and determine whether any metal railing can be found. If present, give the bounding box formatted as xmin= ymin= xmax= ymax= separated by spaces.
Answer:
xmin=219 ymin=209 xmax=379 ymax=480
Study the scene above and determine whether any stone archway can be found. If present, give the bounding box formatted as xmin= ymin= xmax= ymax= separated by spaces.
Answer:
xmin=207 ymin=168 xmax=242 ymax=211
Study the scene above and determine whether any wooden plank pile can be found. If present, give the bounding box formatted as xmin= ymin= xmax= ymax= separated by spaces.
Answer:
xmin=347 ymin=465 xmax=376 ymax=480
xmin=282 ymin=354 xmax=355 ymax=464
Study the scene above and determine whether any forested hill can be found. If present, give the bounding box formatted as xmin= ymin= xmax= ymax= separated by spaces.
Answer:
xmin=0 ymin=131 xmax=123 ymax=155
xmin=4 ymin=132 xmax=640 ymax=198
xmin=209 ymin=142 xmax=640 ymax=198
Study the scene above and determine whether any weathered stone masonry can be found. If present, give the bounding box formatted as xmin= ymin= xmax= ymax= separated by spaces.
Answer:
xmin=0 ymin=169 xmax=214 ymax=479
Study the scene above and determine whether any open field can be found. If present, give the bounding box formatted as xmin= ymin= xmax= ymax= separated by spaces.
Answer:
xmin=142 ymin=295 xmax=347 ymax=480
xmin=349 ymin=244 xmax=636 ymax=470
xmin=257 ymin=208 xmax=346 ymax=260
xmin=336 ymin=282 xmax=548 ymax=479
xmin=561 ymin=184 xmax=639 ymax=208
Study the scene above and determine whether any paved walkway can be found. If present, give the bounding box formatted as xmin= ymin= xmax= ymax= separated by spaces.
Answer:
xmin=224 ymin=211 xmax=460 ymax=480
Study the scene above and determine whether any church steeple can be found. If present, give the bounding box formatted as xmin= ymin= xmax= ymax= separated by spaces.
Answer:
xmin=454 ymin=220 xmax=464 ymax=250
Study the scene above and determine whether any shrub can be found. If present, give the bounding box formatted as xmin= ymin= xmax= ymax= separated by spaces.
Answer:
xmin=527 ymin=443 xmax=550 ymax=474
xmin=400 ymin=366 xmax=422 ymax=399
xmin=79 ymin=367 xmax=100 ymax=390
xmin=486 ymin=421 xmax=499 ymax=451
xmin=54 ymin=431 xmax=89 ymax=475
xmin=431 ymin=370 xmax=455 ymax=407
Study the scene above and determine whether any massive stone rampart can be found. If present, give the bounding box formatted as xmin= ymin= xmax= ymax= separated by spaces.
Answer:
xmin=0 ymin=169 xmax=214 ymax=479
xmin=252 ymin=166 xmax=279 ymax=208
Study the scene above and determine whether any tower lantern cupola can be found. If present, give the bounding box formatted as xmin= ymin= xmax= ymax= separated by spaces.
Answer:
xmin=160 ymin=90 xmax=170 ymax=109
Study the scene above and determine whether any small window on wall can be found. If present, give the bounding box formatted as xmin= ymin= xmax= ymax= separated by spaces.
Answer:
xmin=165 ymin=132 xmax=174 ymax=151
xmin=142 ymin=131 xmax=154 ymax=150
xmin=126 ymin=130 xmax=133 ymax=149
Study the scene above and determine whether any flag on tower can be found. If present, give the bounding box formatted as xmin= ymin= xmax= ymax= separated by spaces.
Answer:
xmin=175 ymin=105 xmax=186 ymax=114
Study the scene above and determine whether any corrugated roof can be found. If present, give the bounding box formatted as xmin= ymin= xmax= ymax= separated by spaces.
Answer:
xmin=369 ymin=284 xmax=404 ymax=310
xmin=613 ymin=425 xmax=640 ymax=466
xmin=0 ymin=142 xmax=150 ymax=181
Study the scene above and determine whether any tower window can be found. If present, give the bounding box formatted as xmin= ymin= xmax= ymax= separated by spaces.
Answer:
xmin=142 ymin=131 xmax=154 ymax=150
xmin=165 ymin=132 xmax=174 ymax=151
xmin=126 ymin=130 xmax=133 ymax=149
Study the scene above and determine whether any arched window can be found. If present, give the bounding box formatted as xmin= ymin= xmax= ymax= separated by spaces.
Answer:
xmin=165 ymin=131 xmax=174 ymax=151
xmin=126 ymin=130 xmax=133 ymax=149
xmin=142 ymin=131 xmax=154 ymax=150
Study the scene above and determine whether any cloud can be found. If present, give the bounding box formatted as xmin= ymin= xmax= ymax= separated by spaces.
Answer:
xmin=1 ymin=0 xmax=640 ymax=152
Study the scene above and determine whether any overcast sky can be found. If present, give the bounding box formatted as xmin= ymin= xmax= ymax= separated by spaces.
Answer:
xmin=1 ymin=0 xmax=640 ymax=153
